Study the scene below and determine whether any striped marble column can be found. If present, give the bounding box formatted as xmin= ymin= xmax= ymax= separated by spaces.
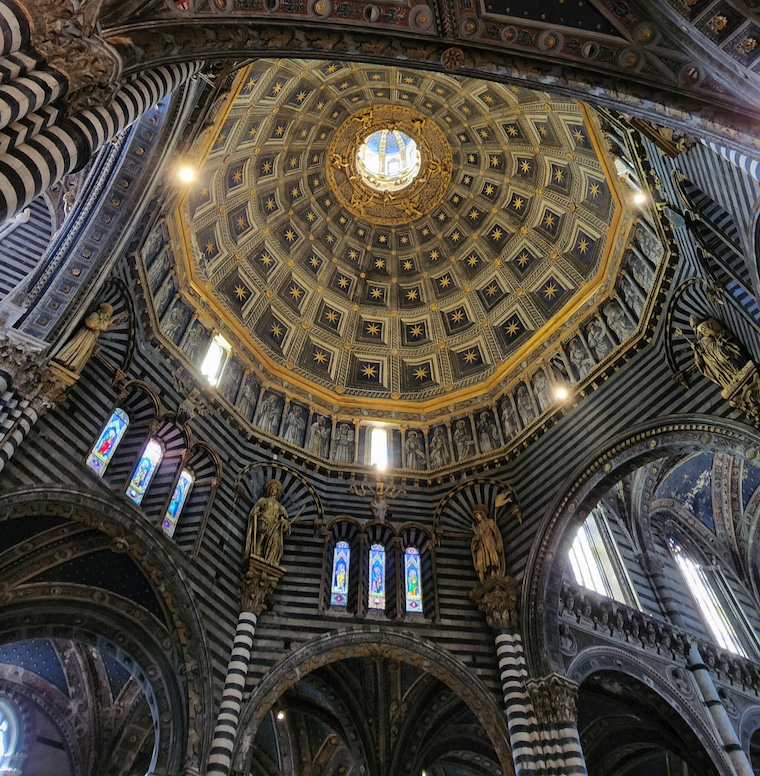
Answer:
xmin=0 ymin=0 xmax=29 ymax=59
xmin=700 ymin=138 xmax=760 ymax=184
xmin=0 ymin=60 xmax=201 ymax=223
xmin=207 ymin=557 xmax=284 ymax=776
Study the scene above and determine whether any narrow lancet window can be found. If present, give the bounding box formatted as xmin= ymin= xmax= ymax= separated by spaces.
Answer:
xmin=668 ymin=537 xmax=746 ymax=657
xmin=368 ymin=543 xmax=386 ymax=610
xmin=330 ymin=540 xmax=350 ymax=606
xmin=86 ymin=408 xmax=129 ymax=476
xmin=201 ymin=334 xmax=231 ymax=386
xmin=370 ymin=427 xmax=388 ymax=471
xmin=405 ymin=546 xmax=422 ymax=612
xmin=162 ymin=468 xmax=194 ymax=538
xmin=126 ymin=438 xmax=163 ymax=505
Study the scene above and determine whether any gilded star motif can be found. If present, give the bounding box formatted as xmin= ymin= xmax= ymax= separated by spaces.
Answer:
xmin=413 ymin=366 xmax=429 ymax=380
xmin=234 ymin=284 xmax=248 ymax=300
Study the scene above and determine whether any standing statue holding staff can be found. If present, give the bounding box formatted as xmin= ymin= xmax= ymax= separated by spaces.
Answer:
xmin=245 ymin=479 xmax=302 ymax=567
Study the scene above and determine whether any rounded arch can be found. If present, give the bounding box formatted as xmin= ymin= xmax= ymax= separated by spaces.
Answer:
xmin=0 ymin=485 xmax=214 ymax=773
xmin=233 ymin=626 xmax=514 ymax=775
xmin=568 ymin=645 xmax=729 ymax=775
xmin=523 ymin=414 xmax=760 ymax=676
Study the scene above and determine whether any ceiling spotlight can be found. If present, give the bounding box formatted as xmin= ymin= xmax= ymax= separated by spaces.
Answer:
xmin=178 ymin=166 xmax=196 ymax=183
xmin=632 ymin=191 xmax=646 ymax=205
xmin=554 ymin=386 xmax=569 ymax=401
xmin=276 ymin=710 xmax=285 ymax=721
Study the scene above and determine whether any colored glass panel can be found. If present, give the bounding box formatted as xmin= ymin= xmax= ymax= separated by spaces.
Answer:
xmin=330 ymin=540 xmax=350 ymax=606
xmin=405 ymin=546 xmax=422 ymax=612
xmin=86 ymin=408 xmax=129 ymax=477
xmin=368 ymin=543 xmax=385 ymax=610
xmin=162 ymin=468 xmax=194 ymax=538
xmin=125 ymin=438 xmax=163 ymax=505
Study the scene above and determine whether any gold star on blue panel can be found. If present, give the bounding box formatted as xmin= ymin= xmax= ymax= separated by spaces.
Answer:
xmin=585 ymin=177 xmax=610 ymax=208
xmin=533 ymin=121 xmax=556 ymax=144
xmin=462 ymin=251 xmax=484 ymax=277
xmin=461 ymin=173 xmax=474 ymax=188
xmin=305 ymin=252 xmax=324 ymax=274
xmin=321 ymin=229 xmax=338 ymax=249
xmin=515 ymin=157 xmax=534 ymax=178
xmin=397 ymin=231 xmax=411 ymax=248
xmin=319 ymin=304 xmax=342 ymax=330
xmin=289 ymin=183 xmax=302 ymax=201
xmin=191 ymin=179 xmax=213 ymax=216
xmin=199 ymin=228 xmax=220 ymax=261
xmin=260 ymin=312 xmax=288 ymax=350
xmin=356 ymin=359 xmax=383 ymax=384
xmin=481 ymin=182 xmax=499 ymax=200
xmin=404 ymin=320 xmax=428 ymax=344
xmin=345 ymin=246 xmax=363 ymax=264
xmin=308 ymin=150 xmax=322 ymax=167
xmin=225 ymin=274 xmax=252 ymax=311
xmin=465 ymin=206 xmax=484 ymax=226
xmin=399 ymin=72 xmax=419 ymax=87
xmin=280 ymin=224 xmax=301 ymax=249
xmin=269 ymin=79 xmax=287 ymax=98
xmin=240 ymin=73 xmax=258 ymax=95
xmin=371 ymin=255 xmax=389 ymax=274
xmin=446 ymin=227 xmax=465 ymax=245
xmin=254 ymin=248 xmax=276 ymax=276
xmin=511 ymin=247 xmax=536 ymax=275
xmin=445 ymin=306 xmax=470 ymax=333
xmin=500 ymin=313 xmax=526 ymax=345
xmin=450 ymin=191 xmax=464 ymax=209
xmin=323 ymin=62 xmax=343 ymax=75
xmin=457 ymin=101 xmax=474 ymax=117
xmin=502 ymin=121 xmax=524 ymax=141
xmin=282 ymin=277 xmax=306 ymax=309
xmin=229 ymin=206 xmax=250 ymax=238
xmin=569 ymin=124 xmax=591 ymax=149
xmin=310 ymin=174 xmax=324 ymax=191
xmin=549 ymin=164 xmax=569 ymax=190
xmin=570 ymin=230 xmax=597 ymax=263
xmin=488 ymin=153 xmax=503 ymax=170
xmin=261 ymin=193 xmax=279 ymax=215
xmin=400 ymin=257 xmax=416 ymax=273
xmin=455 ymin=346 xmax=484 ymax=373
xmin=538 ymin=208 xmax=562 ymax=239
xmin=464 ymin=152 xmax=479 ymax=167
xmin=227 ymin=165 xmax=245 ymax=189
xmin=362 ymin=319 xmax=384 ymax=340
xmin=285 ymin=153 xmax=301 ymax=172
xmin=270 ymin=121 xmax=289 ymax=140
xmin=331 ymin=272 xmax=352 ymax=295
xmin=534 ymin=276 xmax=571 ymax=312
xmin=427 ymin=246 xmax=442 ymax=263
xmin=507 ymin=192 xmax=530 ymax=220
xmin=259 ymin=157 xmax=276 ymax=177
xmin=479 ymin=90 xmax=500 ymax=107
xmin=401 ymin=284 xmax=424 ymax=308
xmin=457 ymin=130 xmax=472 ymax=144
xmin=487 ymin=222 xmax=509 ymax=245
xmin=478 ymin=280 xmax=505 ymax=310
xmin=435 ymin=273 xmax=457 ymax=297
xmin=213 ymin=120 xmax=234 ymax=150
xmin=365 ymin=284 xmax=387 ymax=304
xmin=303 ymin=339 xmax=332 ymax=373
xmin=434 ymin=210 xmax=449 ymax=225
xmin=289 ymin=87 xmax=312 ymax=106
xmin=241 ymin=121 xmax=259 ymax=144
xmin=405 ymin=359 xmax=435 ymax=387
xmin=376 ymin=232 xmax=391 ymax=248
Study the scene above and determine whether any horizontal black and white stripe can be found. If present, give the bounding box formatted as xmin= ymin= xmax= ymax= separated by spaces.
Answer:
xmin=0 ymin=1 xmax=29 ymax=59
xmin=0 ymin=51 xmax=39 ymax=83
xmin=701 ymin=139 xmax=760 ymax=184
xmin=0 ymin=103 xmax=61 ymax=154
xmin=0 ymin=372 xmax=38 ymax=475
xmin=207 ymin=611 xmax=258 ymax=775
xmin=0 ymin=61 xmax=201 ymax=223
xmin=0 ymin=68 xmax=65 ymax=131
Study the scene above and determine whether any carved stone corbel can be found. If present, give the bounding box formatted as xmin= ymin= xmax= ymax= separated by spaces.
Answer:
xmin=525 ymin=673 xmax=579 ymax=727
xmin=469 ymin=574 xmax=520 ymax=630
xmin=22 ymin=0 xmax=122 ymax=114
xmin=240 ymin=556 xmax=285 ymax=616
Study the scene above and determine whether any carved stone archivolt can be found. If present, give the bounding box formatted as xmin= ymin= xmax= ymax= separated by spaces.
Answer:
xmin=240 ymin=556 xmax=285 ymax=616
xmin=525 ymin=673 xmax=579 ymax=726
xmin=326 ymin=105 xmax=452 ymax=226
xmin=469 ymin=574 xmax=520 ymax=630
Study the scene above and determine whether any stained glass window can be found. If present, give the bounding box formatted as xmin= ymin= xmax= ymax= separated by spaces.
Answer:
xmin=330 ymin=540 xmax=350 ymax=606
xmin=405 ymin=546 xmax=422 ymax=613
xmin=162 ymin=468 xmax=194 ymax=538
xmin=125 ymin=438 xmax=163 ymax=505
xmin=668 ymin=537 xmax=746 ymax=657
xmin=0 ymin=698 xmax=19 ymax=760
xmin=368 ymin=543 xmax=386 ymax=610
xmin=86 ymin=408 xmax=129 ymax=476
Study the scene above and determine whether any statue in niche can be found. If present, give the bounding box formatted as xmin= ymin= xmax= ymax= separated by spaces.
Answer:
xmin=332 ymin=423 xmax=354 ymax=463
xmin=306 ymin=414 xmax=331 ymax=458
xmin=162 ymin=305 xmax=187 ymax=340
xmin=255 ymin=393 xmax=281 ymax=435
xmin=476 ymin=411 xmax=499 ymax=453
xmin=153 ymin=279 xmax=174 ymax=316
xmin=147 ymin=252 xmax=168 ymax=289
xmin=182 ymin=325 xmax=206 ymax=363
xmin=53 ymin=303 xmax=126 ymax=375
xmin=405 ymin=430 xmax=427 ymax=470
xmin=587 ymin=320 xmax=612 ymax=359
xmin=245 ymin=479 xmax=296 ymax=567
xmin=516 ymin=384 xmax=536 ymax=427
xmin=453 ymin=419 xmax=475 ymax=460
xmin=568 ymin=338 xmax=594 ymax=379
xmin=282 ymin=404 xmax=306 ymax=446
xmin=532 ymin=371 xmax=552 ymax=412
xmin=620 ymin=276 xmax=643 ymax=315
xmin=429 ymin=426 xmax=451 ymax=468
xmin=629 ymin=253 xmax=653 ymax=288
xmin=219 ymin=361 xmax=241 ymax=402
xmin=690 ymin=316 xmax=749 ymax=391
xmin=470 ymin=504 xmax=506 ymax=584
xmin=500 ymin=399 xmax=517 ymax=439
xmin=604 ymin=301 xmax=634 ymax=341
xmin=237 ymin=380 xmax=257 ymax=421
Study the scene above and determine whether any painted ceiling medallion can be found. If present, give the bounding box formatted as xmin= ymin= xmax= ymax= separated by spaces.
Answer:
xmin=327 ymin=105 xmax=452 ymax=225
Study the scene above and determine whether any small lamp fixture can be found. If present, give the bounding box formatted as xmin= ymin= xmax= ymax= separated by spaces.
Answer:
xmin=554 ymin=385 xmax=569 ymax=401
xmin=178 ymin=166 xmax=196 ymax=184
xmin=276 ymin=710 xmax=286 ymax=721
xmin=632 ymin=191 xmax=647 ymax=205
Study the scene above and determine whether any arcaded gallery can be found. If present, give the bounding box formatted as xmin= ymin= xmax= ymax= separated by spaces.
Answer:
xmin=4 ymin=1 xmax=760 ymax=774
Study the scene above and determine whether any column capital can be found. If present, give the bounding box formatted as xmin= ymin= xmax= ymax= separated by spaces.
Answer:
xmin=0 ymin=335 xmax=69 ymax=413
xmin=525 ymin=673 xmax=579 ymax=726
xmin=468 ymin=574 xmax=520 ymax=630
xmin=240 ymin=556 xmax=285 ymax=616
xmin=636 ymin=550 xmax=665 ymax=577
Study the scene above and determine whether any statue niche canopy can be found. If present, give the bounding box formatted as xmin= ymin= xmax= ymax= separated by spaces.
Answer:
xmin=162 ymin=58 xmax=645 ymax=421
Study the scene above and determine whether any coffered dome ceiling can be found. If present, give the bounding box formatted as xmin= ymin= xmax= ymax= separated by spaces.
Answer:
xmin=168 ymin=58 xmax=637 ymax=417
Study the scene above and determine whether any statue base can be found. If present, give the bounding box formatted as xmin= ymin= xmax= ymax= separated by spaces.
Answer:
xmin=469 ymin=574 xmax=520 ymax=630
xmin=48 ymin=360 xmax=80 ymax=389
xmin=241 ymin=556 xmax=285 ymax=616
xmin=722 ymin=361 xmax=760 ymax=426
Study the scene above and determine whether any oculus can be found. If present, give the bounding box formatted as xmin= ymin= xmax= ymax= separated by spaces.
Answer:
xmin=356 ymin=129 xmax=421 ymax=192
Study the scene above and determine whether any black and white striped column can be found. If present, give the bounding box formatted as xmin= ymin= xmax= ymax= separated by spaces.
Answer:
xmin=0 ymin=0 xmax=29 ymax=59
xmin=0 ymin=60 xmax=201 ymax=223
xmin=207 ymin=558 xmax=285 ymax=775
xmin=207 ymin=611 xmax=259 ymax=775
xmin=700 ymin=138 xmax=760 ymax=184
